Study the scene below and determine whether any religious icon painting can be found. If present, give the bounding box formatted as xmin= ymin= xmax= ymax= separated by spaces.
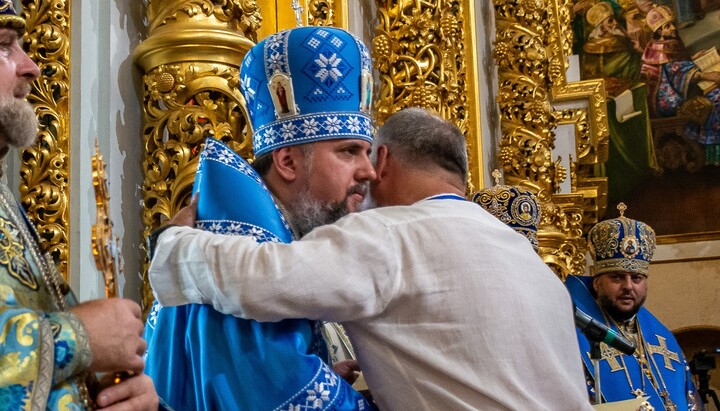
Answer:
xmin=359 ymin=70 xmax=373 ymax=114
xmin=268 ymin=73 xmax=297 ymax=118
xmin=621 ymin=236 xmax=640 ymax=258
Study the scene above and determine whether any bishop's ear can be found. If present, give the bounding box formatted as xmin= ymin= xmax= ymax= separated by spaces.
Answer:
xmin=592 ymin=276 xmax=601 ymax=294
xmin=271 ymin=146 xmax=303 ymax=182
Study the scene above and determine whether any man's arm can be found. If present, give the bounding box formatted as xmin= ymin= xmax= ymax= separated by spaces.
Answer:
xmin=1 ymin=285 xmax=148 ymax=389
xmin=148 ymin=213 xmax=399 ymax=323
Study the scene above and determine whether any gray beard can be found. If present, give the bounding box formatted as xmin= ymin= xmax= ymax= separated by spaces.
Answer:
xmin=287 ymin=190 xmax=348 ymax=237
xmin=0 ymin=97 xmax=39 ymax=149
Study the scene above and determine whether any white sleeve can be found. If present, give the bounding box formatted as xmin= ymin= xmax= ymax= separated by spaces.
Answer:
xmin=148 ymin=215 xmax=399 ymax=322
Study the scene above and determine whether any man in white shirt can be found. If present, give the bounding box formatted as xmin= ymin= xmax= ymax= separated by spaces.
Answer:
xmin=149 ymin=107 xmax=594 ymax=410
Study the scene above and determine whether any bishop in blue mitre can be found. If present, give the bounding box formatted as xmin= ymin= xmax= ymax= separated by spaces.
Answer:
xmin=143 ymin=24 xmax=376 ymax=411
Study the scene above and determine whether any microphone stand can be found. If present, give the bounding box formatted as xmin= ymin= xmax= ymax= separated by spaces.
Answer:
xmin=573 ymin=305 xmax=635 ymax=405
xmin=590 ymin=340 xmax=603 ymax=405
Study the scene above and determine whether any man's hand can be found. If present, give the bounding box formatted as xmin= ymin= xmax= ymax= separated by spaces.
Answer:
xmin=69 ymin=298 xmax=145 ymax=374
xmin=95 ymin=373 xmax=159 ymax=411
xmin=168 ymin=193 xmax=198 ymax=227
xmin=333 ymin=359 xmax=361 ymax=385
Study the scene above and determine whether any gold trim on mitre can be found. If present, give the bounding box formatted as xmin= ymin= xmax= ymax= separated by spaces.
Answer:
xmin=0 ymin=0 xmax=24 ymax=33
xmin=646 ymin=5 xmax=674 ymax=34
xmin=591 ymin=257 xmax=651 ymax=276
xmin=586 ymin=2 xmax=614 ymax=29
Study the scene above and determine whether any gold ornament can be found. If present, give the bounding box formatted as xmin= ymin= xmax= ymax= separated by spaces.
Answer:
xmin=19 ymin=0 xmax=72 ymax=281
xmin=373 ymin=0 xmax=483 ymax=190
xmin=494 ymin=0 xmax=610 ymax=278
xmin=134 ymin=0 xmax=258 ymax=315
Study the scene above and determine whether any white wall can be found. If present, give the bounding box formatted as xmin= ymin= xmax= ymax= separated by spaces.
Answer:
xmin=65 ymin=0 xmax=146 ymax=302
xmin=66 ymin=0 xmax=146 ymax=302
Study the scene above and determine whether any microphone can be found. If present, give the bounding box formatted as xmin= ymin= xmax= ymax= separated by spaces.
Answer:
xmin=574 ymin=305 xmax=636 ymax=356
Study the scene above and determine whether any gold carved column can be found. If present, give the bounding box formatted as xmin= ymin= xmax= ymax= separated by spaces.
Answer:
xmin=373 ymin=0 xmax=484 ymax=189
xmin=133 ymin=0 xmax=259 ymax=311
xmin=20 ymin=0 xmax=72 ymax=280
xmin=493 ymin=0 xmax=609 ymax=277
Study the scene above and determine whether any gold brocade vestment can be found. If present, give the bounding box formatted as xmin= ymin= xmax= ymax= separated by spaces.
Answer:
xmin=0 ymin=181 xmax=92 ymax=410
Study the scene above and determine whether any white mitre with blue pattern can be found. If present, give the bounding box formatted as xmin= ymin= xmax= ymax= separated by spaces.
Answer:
xmin=240 ymin=26 xmax=374 ymax=157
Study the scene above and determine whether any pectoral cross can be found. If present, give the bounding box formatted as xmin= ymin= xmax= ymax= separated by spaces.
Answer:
xmin=647 ymin=335 xmax=680 ymax=371
xmin=291 ymin=0 xmax=304 ymax=27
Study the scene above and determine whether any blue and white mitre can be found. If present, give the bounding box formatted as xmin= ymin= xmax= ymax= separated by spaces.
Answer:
xmin=470 ymin=170 xmax=541 ymax=252
xmin=588 ymin=202 xmax=656 ymax=276
xmin=240 ymin=26 xmax=374 ymax=157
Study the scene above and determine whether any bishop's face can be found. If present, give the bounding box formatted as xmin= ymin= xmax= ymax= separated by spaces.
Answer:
xmin=300 ymin=138 xmax=376 ymax=214
xmin=285 ymin=138 xmax=376 ymax=236
xmin=0 ymin=28 xmax=39 ymax=102
xmin=593 ymin=271 xmax=648 ymax=322
xmin=0 ymin=27 xmax=41 ymax=150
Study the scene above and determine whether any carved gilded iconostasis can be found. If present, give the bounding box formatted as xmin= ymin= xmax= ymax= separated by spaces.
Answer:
xmin=19 ymin=0 xmax=71 ymax=282
xmin=15 ymin=0 xmax=720 ymax=351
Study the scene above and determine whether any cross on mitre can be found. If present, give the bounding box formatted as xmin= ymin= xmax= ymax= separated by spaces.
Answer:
xmin=291 ymin=0 xmax=304 ymax=27
xmin=492 ymin=169 xmax=502 ymax=185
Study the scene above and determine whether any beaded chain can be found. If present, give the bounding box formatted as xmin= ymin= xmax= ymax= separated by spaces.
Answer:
xmin=605 ymin=313 xmax=678 ymax=411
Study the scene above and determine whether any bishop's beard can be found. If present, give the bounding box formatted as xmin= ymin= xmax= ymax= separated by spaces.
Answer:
xmin=0 ymin=96 xmax=39 ymax=150
xmin=287 ymin=190 xmax=349 ymax=238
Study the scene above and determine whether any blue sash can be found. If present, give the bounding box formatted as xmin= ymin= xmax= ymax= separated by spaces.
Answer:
xmin=565 ymin=275 xmax=690 ymax=410
xmin=144 ymin=138 xmax=373 ymax=410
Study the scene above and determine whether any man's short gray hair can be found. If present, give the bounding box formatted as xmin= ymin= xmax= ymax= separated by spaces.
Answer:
xmin=376 ymin=107 xmax=468 ymax=183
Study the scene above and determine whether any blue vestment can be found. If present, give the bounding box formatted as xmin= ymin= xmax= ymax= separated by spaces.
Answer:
xmin=566 ymin=275 xmax=701 ymax=411
xmin=144 ymin=138 xmax=372 ymax=410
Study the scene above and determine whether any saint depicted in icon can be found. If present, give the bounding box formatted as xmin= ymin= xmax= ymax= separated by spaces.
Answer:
xmin=359 ymin=71 xmax=373 ymax=113
xmin=269 ymin=73 xmax=296 ymax=118
xmin=276 ymin=83 xmax=289 ymax=114
xmin=519 ymin=201 xmax=533 ymax=222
